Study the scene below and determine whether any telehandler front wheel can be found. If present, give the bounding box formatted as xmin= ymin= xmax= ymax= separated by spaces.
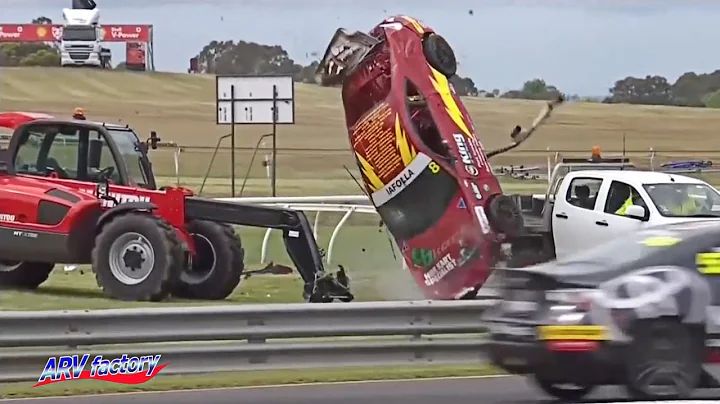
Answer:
xmin=92 ymin=213 xmax=183 ymax=301
xmin=172 ymin=220 xmax=245 ymax=300
xmin=0 ymin=261 xmax=54 ymax=289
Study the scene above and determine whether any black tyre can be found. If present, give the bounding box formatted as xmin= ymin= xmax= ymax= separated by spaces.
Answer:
xmin=624 ymin=319 xmax=702 ymax=399
xmin=92 ymin=213 xmax=183 ymax=301
xmin=172 ymin=221 xmax=245 ymax=300
xmin=0 ymin=261 xmax=54 ymax=289
xmin=423 ymin=33 xmax=457 ymax=77
xmin=486 ymin=195 xmax=524 ymax=237
xmin=531 ymin=375 xmax=595 ymax=401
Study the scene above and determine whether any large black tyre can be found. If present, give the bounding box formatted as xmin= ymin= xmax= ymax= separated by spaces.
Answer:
xmin=0 ymin=261 xmax=54 ymax=289
xmin=423 ymin=33 xmax=457 ymax=78
xmin=486 ymin=195 xmax=524 ymax=237
xmin=92 ymin=213 xmax=183 ymax=301
xmin=172 ymin=221 xmax=245 ymax=300
xmin=624 ymin=319 xmax=702 ymax=399
xmin=530 ymin=375 xmax=595 ymax=401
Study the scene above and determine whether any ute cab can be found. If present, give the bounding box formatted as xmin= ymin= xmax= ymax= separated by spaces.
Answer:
xmin=315 ymin=16 xmax=560 ymax=299
xmin=508 ymin=153 xmax=720 ymax=266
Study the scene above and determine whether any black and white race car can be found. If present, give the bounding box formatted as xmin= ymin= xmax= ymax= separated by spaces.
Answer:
xmin=482 ymin=220 xmax=720 ymax=401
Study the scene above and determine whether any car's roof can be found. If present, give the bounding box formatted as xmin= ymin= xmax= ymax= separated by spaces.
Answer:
xmin=568 ymin=169 xmax=707 ymax=186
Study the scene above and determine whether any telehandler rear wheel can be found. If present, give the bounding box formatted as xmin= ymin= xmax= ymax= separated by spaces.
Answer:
xmin=0 ymin=261 xmax=54 ymax=289
xmin=172 ymin=221 xmax=245 ymax=300
xmin=92 ymin=213 xmax=183 ymax=301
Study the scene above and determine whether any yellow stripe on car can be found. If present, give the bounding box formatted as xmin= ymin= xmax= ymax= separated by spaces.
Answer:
xmin=428 ymin=66 xmax=473 ymax=139
xmin=537 ymin=325 xmax=608 ymax=341
xmin=697 ymin=252 xmax=720 ymax=275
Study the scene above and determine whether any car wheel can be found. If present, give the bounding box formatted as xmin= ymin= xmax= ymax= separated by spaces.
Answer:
xmin=624 ymin=319 xmax=702 ymax=399
xmin=531 ymin=375 xmax=595 ymax=401
xmin=423 ymin=33 xmax=457 ymax=77
xmin=172 ymin=221 xmax=245 ymax=300
xmin=0 ymin=261 xmax=54 ymax=289
xmin=92 ymin=213 xmax=183 ymax=301
xmin=486 ymin=195 xmax=524 ymax=237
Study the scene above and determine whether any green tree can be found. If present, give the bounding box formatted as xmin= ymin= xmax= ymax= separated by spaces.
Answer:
xmin=605 ymin=75 xmax=673 ymax=105
xmin=705 ymin=90 xmax=720 ymax=108
xmin=500 ymin=79 xmax=563 ymax=100
xmin=450 ymin=75 xmax=478 ymax=96
xmin=0 ymin=16 xmax=59 ymax=67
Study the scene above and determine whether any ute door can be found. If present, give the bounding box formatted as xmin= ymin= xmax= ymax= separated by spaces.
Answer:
xmin=593 ymin=180 xmax=648 ymax=246
xmin=552 ymin=176 xmax=605 ymax=259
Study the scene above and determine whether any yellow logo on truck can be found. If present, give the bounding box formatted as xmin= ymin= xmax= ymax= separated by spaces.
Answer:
xmin=394 ymin=113 xmax=417 ymax=166
xmin=537 ymin=325 xmax=608 ymax=341
xmin=428 ymin=66 xmax=472 ymax=139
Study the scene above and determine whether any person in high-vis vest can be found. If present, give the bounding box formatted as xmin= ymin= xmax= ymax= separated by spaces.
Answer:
xmin=613 ymin=185 xmax=633 ymax=215
xmin=649 ymin=186 xmax=702 ymax=216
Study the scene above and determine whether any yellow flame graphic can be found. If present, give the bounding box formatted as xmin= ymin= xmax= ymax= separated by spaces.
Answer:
xmin=355 ymin=152 xmax=384 ymax=192
xmin=394 ymin=113 xmax=417 ymax=165
xmin=428 ymin=66 xmax=472 ymax=138
xmin=399 ymin=15 xmax=425 ymax=34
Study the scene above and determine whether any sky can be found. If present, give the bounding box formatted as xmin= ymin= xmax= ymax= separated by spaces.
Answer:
xmin=4 ymin=0 xmax=720 ymax=96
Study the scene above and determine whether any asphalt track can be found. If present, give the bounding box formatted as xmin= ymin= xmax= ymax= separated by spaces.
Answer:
xmin=3 ymin=375 xmax=720 ymax=404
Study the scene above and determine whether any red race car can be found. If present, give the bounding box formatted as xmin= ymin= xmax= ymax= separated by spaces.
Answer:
xmin=316 ymin=15 xmax=562 ymax=299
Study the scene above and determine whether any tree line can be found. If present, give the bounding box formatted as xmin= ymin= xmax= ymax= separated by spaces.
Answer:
xmin=3 ymin=17 xmax=720 ymax=108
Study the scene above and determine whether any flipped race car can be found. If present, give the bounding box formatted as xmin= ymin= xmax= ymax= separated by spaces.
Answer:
xmin=315 ymin=15 xmax=562 ymax=300
xmin=482 ymin=220 xmax=720 ymax=400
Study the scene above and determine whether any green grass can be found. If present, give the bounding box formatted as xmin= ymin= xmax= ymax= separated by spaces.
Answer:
xmin=1 ymin=224 xmax=426 ymax=311
xmin=1 ymin=365 xmax=502 ymax=399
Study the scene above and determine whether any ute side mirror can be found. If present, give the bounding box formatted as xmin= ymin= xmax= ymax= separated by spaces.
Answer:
xmin=147 ymin=131 xmax=160 ymax=150
xmin=625 ymin=205 xmax=649 ymax=221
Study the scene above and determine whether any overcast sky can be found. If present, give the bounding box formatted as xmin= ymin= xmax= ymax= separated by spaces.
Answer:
xmin=4 ymin=0 xmax=720 ymax=95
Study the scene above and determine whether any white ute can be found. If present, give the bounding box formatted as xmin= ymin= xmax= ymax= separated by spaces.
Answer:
xmin=507 ymin=158 xmax=720 ymax=266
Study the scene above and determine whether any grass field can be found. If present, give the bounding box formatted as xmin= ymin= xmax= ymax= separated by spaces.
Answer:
xmin=4 ymin=67 xmax=720 ymax=190
xmin=0 ymin=224 xmax=432 ymax=310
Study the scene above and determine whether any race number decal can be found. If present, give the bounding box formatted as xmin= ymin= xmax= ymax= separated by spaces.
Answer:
xmin=697 ymin=252 xmax=720 ymax=275
xmin=428 ymin=161 xmax=440 ymax=174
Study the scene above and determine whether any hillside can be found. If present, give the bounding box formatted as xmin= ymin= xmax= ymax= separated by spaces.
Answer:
xmin=3 ymin=67 xmax=720 ymax=152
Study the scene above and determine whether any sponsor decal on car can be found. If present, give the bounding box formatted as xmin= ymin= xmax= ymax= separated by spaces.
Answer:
xmin=371 ymin=153 xmax=432 ymax=206
xmin=469 ymin=182 xmax=482 ymax=200
xmin=474 ymin=206 xmax=491 ymax=234
xmin=452 ymin=134 xmax=478 ymax=176
xmin=423 ymin=253 xmax=457 ymax=286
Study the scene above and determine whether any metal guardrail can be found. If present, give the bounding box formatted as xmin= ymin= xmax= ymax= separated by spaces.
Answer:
xmin=0 ymin=300 xmax=494 ymax=383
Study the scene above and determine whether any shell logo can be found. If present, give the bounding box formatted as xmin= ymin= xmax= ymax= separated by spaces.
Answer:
xmin=36 ymin=26 xmax=47 ymax=38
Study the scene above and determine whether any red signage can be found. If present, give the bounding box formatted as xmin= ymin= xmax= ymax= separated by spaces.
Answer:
xmin=102 ymin=25 xmax=151 ymax=42
xmin=0 ymin=24 xmax=151 ymax=43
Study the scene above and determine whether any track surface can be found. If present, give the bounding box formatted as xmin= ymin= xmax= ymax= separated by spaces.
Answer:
xmin=4 ymin=376 xmax=720 ymax=404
